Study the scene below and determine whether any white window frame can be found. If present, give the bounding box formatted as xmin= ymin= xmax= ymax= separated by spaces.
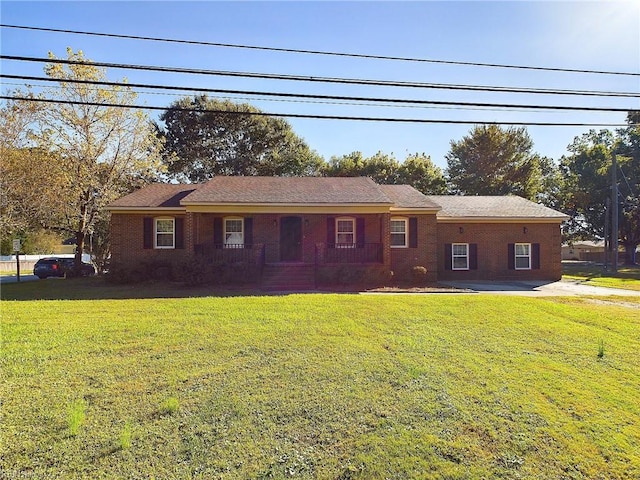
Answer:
xmin=515 ymin=243 xmax=531 ymax=270
xmin=224 ymin=217 xmax=244 ymax=248
xmin=154 ymin=218 xmax=175 ymax=249
xmin=390 ymin=217 xmax=408 ymax=248
xmin=336 ymin=217 xmax=355 ymax=248
xmin=452 ymin=243 xmax=469 ymax=270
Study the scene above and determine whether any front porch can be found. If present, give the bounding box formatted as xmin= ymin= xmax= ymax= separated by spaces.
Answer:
xmin=191 ymin=241 xmax=386 ymax=289
xmin=192 ymin=242 xmax=385 ymax=266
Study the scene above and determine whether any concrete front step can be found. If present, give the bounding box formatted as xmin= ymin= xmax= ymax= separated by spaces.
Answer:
xmin=262 ymin=263 xmax=316 ymax=291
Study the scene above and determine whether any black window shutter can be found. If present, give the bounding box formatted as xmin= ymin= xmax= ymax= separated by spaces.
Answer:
xmin=409 ymin=217 xmax=418 ymax=248
xmin=327 ymin=217 xmax=335 ymax=246
xmin=175 ymin=217 xmax=184 ymax=249
xmin=532 ymin=243 xmax=541 ymax=269
xmin=244 ymin=217 xmax=253 ymax=249
xmin=469 ymin=243 xmax=478 ymax=270
xmin=356 ymin=218 xmax=365 ymax=247
xmin=143 ymin=217 xmax=153 ymax=249
xmin=444 ymin=243 xmax=452 ymax=270
xmin=213 ymin=217 xmax=223 ymax=247
xmin=508 ymin=243 xmax=515 ymax=270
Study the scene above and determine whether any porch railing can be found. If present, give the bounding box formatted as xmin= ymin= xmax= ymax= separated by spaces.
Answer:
xmin=318 ymin=243 xmax=383 ymax=264
xmin=194 ymin=243 xmax=262 ymax=265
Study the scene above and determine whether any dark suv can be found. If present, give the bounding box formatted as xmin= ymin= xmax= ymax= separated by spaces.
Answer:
xmin=33 ymin=257 xmax=96 ymax=279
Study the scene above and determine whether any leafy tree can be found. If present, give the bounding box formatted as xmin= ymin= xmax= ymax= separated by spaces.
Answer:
xmin=322 ymin=151 xmax=446 ymax=194
xmin=2 ymin=48 xmax=164 ymax=271
xmin=0 ymin=96 xmax=69 ymax=243
xmin=558 ymin=127 xmax=640 ymax=264
xmin=323 ymin=151 xmax=401 ymax=184
xmin=558 ymin=130 xmax=613 ymax=242
xmin=0 ymin=146 xmax=67 ymax=236
xmin=397 ymin=153 xmax=447 ymax=195
xmin=321 ymin=151 xmax=369 ymax=177
xmin=158 ymin=95 xmax=323 ymax=181
xmin=445 ymin=125 xmax=548 ymax=200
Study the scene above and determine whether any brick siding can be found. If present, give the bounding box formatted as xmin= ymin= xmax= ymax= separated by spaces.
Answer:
xmin=111 ymin=213 xmax=562 ymax=282
xmin=110 ymin=213 xmax=189 ymax=265
xmin=389 ymin=213 xmax=438 ymax=281
xmin=437 ymin=222 xmax=563 ymax=281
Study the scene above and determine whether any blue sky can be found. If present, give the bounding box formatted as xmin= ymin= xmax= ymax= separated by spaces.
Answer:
xmin=1 ymin=1 xmax=638 ymax=169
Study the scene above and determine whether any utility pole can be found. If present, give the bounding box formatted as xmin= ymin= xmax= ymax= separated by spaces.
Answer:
xmin=604 ymin=197 xmax=609 ymax=271
xmin=611 ymin=152 xmax=619 ymax=273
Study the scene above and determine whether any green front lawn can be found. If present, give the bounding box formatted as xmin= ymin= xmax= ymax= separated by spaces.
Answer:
xmin=2 ymin=291 xmax=639 ymax=479
xmin=563 ymin=262 xmax=640 ymax=291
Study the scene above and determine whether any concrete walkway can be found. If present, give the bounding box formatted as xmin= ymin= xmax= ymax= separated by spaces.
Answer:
xmin=441 ymin=279 xmax=640 ymax=297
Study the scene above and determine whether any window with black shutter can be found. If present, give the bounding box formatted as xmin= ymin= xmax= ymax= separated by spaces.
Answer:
xmin=143 ymin=217 xmax=153 ymax=249
xmin=244 ymin=217 xmax=253 ymax=249
xmin=409 ymin=217 xmax=418 ymax=248
xmin=356 ymin=218 xmax=365 ymax=248
xmin=213 ymin=217 xmax=223 ymax=247
xmin=444 ymin=243 xmax=452 ymax=270
xmin=175 ymin=217 xmax=184 ymax=249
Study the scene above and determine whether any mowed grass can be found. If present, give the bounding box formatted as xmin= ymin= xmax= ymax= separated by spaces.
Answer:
xmin=563 ymin=262 xmax=640 ymax=291
xmin=2 ymin=293 xmax=639 ymax=479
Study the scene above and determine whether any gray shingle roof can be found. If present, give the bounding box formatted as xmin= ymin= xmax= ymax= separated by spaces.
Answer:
xmin=378 ymin=185 xmax=440 ymax=209
xmin=108 ymin=179 xmax=567 ymax=222
xmin=426 ymin=195 xmax=568 ymax=220
xmin=181 ymin=176 xmax=393 ymax=204
xmin=108 ymin=184 xmax=198 ymax=208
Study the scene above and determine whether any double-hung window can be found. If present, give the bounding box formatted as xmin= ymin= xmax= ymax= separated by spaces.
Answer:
xmin=390 ymin=218 xmax=408 ymax=248
xmin=336 ymin=218 xmax=355 ymax=248
xmin=515 ymin=243 xmax=531 ymax=270
xmin=452 ymin=243 xmax=469 ymax=270
xmin=155 ymin=218 xmax=175 ymax=249
xmin=224 ymin=218 xmax=244 ymax=248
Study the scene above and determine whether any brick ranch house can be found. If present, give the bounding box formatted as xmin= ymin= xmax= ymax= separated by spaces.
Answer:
xmin=107 ymin=176 xmax=568 ymax=287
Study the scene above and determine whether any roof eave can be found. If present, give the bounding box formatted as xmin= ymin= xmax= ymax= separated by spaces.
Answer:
xmin=389 ymin=207 xmax=441 ymax=214
xmin=107 ymin=206 xmax=187 ymax=213
xmin=437 ymin=216 xmax=569 ymax=223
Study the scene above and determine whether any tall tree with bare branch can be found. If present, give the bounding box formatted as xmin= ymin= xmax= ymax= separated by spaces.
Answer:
xmin=3 ymin=48 xmax=164 ymax=271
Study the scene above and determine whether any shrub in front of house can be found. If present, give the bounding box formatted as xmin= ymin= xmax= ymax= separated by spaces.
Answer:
xmin=107 ymin=258 xmax=176 ymax=284
xmin=411 ymin=266 xmax=428 ymax=285
xmin=122 ymin=255 xmax=258 ymax=287
xmin=316 ymin=265 xmax=393 ymax=287
xmin=174 ymin=256 xmax=261 ymax=286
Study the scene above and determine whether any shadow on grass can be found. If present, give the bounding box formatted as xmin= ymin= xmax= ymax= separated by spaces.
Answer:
xmin=0 ymin=276 xmax=273 ymax=301
xmin=0 ymin=276 xmax=464 ymax=301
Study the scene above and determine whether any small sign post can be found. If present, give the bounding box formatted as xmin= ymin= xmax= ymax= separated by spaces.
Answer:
xmin=13 ymin=239 xmax=21 ymax=282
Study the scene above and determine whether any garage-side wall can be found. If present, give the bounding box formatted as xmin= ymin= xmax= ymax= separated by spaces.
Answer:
xmin=436 ymin=222 xmax=563 ymax=281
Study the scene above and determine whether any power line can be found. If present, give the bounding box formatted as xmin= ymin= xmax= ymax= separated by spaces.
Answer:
xmin=2 ymin=74 xmax=635 ymax=113
xmin=3 ymin=55 xmax=638 ymax=99
xmin=2 ymin=23 xmax=638 ymax=78
xmin=4 ymin=81 xmax=556 ymax=114
xmin=2 ymin=95 xmax=631 ymax=127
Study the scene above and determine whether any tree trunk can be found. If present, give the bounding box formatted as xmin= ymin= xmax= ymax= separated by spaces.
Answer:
xmin=623 ymin=242 xmax=638 ymax=265
xmin=74 ymin=230 xmax=85 ymax=276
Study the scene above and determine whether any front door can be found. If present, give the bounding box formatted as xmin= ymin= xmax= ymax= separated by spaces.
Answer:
xmin=280 ymin=216 xmax=303 ymax=262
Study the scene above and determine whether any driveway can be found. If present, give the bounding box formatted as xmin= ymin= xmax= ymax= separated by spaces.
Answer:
xmin=441 ymin=279 xmax=640 ymax=297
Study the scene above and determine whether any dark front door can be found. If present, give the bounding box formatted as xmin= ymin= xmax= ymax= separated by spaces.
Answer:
xmin=280 ymin=216 xmax=303 ymax=262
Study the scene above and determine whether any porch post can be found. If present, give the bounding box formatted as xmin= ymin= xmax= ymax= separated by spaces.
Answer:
xmin=185 ymin=212 xmax=195 ymax=254
xmin=381 ymin=212 xmax=391 ymax=267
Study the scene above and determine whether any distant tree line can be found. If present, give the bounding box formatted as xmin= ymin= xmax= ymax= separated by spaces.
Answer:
xmin=1 ymin=49 xmax=638 ymax=264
